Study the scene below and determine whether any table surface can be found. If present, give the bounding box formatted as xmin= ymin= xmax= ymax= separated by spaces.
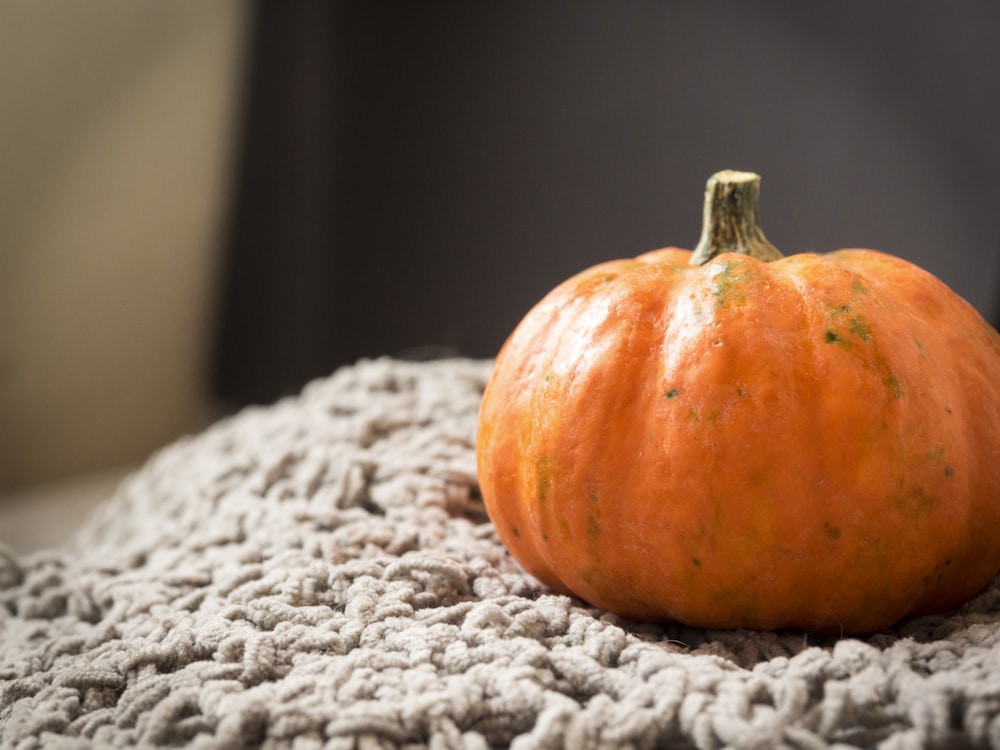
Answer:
xmin=0 ymin=466 xmax=131 ymax=554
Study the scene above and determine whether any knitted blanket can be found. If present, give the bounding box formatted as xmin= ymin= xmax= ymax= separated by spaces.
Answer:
xmin=2 ymin=358 xmax=1000 ymax=749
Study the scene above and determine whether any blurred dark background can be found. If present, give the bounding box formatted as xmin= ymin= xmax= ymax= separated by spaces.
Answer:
xmin=214 ymin=0 xmax=1000 ymax=406
xmin=2 ymin=1 xmax=998 ymax=503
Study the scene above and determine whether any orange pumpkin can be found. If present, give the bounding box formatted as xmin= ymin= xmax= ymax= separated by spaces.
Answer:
xmin=476 ymin=170 xmax=1000 ymax=634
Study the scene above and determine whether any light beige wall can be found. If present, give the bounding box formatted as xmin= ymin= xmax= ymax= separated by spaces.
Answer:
xmin=0 ymin=1 xmax=249 ymax=490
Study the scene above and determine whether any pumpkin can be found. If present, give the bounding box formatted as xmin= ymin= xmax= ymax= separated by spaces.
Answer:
xmin=476 ymin=170 xmax=1000 ymax=634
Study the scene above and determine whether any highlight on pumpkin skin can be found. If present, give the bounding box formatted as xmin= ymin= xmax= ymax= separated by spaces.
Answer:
xmin=476 ymin=170 xmax=1000 ymax=634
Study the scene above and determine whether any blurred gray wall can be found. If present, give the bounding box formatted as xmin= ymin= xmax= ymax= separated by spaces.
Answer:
xmin=215 ymin=1 xmax=1000 ymax=405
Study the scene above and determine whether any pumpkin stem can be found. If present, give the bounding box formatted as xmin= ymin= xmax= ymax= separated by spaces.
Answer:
xmin=690 ymin=170 xmax=783 ymax=266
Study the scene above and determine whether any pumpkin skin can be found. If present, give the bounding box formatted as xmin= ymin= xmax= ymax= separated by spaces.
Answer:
xmin=477 ymin=242 xmax=1000 ymax=634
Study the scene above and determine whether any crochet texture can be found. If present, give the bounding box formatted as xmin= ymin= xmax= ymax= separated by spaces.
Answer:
xmin=2 ymin=358 xmax=1000 ymax=749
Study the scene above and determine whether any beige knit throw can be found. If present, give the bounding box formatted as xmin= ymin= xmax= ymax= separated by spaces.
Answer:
xmin=3 ymin=358 xmax=1000 ymax=749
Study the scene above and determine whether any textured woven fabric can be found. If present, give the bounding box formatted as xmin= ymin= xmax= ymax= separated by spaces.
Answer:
xmin=3 ymin=357 xmax=1000 ymax=749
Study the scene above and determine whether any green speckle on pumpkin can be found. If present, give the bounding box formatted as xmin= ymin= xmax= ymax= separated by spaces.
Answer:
xmin=825 ymin=330 xmax=842 ymax=344
xmin=826 ymin=302 xmax=853 ymax=319
xmin=512 ymin=526 xmax=520 ymax=538
xmin=824 ymin=522 xmax=841 ymax=540
xmin=692 ymin=557 xmax=701 ymax=566
xmin=905 ymin=485 xmax=938 ymax=513
xmin=664 ymin=388 xmax=680 ymax=400
xmin=944 ymin=466 xmax=954 ymax=477
xmin=848 ymin=316 xmax=873 ymax=342
xmin=585 ymin=489 xmax=603 ymax=539
xmin=711 ymin=261 xmax=751 ymax=308
xmin=586 ymin=516 xmax=601 ymax=539
xmin=535 ymin=456 xmax=554 ymax=504
xmin=926 ymin=559 xmax=950 ymax=585
xmin=886 ymin=375 xmax=904 ymax=399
